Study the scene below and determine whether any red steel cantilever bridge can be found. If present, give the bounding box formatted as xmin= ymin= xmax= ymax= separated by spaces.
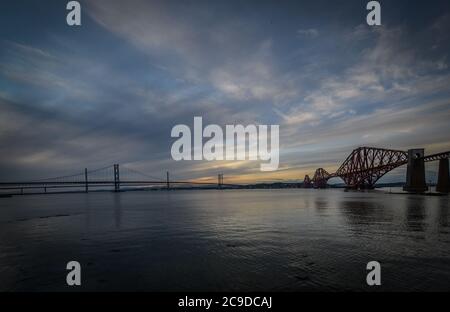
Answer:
xmin=305 ymin=147 xmax=450 ymax=193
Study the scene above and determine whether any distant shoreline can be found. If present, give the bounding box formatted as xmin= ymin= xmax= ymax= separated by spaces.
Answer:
xmin=2 ymin=182 xmax=447 ymax=197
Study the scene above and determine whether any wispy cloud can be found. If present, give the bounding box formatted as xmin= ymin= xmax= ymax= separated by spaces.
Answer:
xmin=0 ymin=1 xmax=449 ymax=183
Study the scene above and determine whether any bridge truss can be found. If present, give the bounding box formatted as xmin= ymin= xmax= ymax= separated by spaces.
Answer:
xmin=311 ymin=147 xmax=449 ymax=190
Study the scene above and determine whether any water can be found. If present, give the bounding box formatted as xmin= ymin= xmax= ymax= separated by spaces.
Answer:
xmin=0 ymin=189 xmax=449 ymax=291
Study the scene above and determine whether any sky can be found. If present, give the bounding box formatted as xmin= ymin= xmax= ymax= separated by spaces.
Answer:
xmin=1 ymin=0 xmax=450 ymax=184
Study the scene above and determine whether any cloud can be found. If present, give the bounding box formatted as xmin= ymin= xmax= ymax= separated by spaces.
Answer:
xmin=297 ymin=28 xmax=319 ymax=38
xmin=0 ymin=1 xmax=450 ymax=183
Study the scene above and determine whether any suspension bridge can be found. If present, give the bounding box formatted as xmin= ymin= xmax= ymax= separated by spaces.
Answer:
xmin=0 ymin=164 xmax=234 ymax=195
xmin=0 ymin=146 xmax=449 ymax=196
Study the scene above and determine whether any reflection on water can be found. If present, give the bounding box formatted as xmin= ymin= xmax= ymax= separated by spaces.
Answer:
xmin=406 ymin=196 xmax=426 ymax=232
xmin=438 ymin=197 xmax=448 ymax=229
xmin=113 ymin=194 xmax=122 ymax=229
xmin=0 ymin=189 xmax=449 ymax=291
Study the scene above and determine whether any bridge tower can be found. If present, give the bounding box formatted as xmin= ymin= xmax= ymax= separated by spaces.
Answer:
xmin=84 ymin=168 xmax=88 ymax=193
xmin=166 ymin=171 xmax=170 ymax=190
xmin=313 ymin=168 xmax=330 ymax=189
xmin=114 ymin=164 xmax=120 ymax=192
xmin=403 ymin=149 xmax=428 ymax=193
xmin=218 ymin=173 xmax=223 ymax=189
xmin=303 ymin=175 xmax=312 ymax=188
xmin=436 ymin=158 xmax=450 ymax=193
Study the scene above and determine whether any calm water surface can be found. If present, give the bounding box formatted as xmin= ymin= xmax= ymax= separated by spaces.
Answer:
xmin=0 ymin=189 xmax=449 ymax=291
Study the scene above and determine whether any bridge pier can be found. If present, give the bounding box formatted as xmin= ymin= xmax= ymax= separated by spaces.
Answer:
xmin=403 ymin=149 xmax=428 ymax=193
xmin=436 ymin=158 xmax=449 ymax=193
xmin=314 ymin=180 xmax=328 ymax=189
